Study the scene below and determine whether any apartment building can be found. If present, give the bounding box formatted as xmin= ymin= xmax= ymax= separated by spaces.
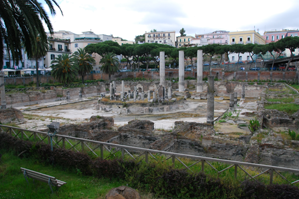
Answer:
xmin=144 ymin=31 xmax=176 ymax=46
xmin=112 ymin=37 xmax=135 ymax=45
xmin=176 ymin=35 xmax=194 ymax=47
xmin=203 ymin=30 xmax=229 ymax=45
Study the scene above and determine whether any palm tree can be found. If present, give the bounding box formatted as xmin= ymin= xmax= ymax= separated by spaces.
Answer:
xmin=100 ymin=52 xmax=119 ymax=81
xmin=73 ymin=48 xmax=95 ymax=84
xmin=0 ymin=0 xmax=62 ymax=109
xmin=51 ymin=54 xmax=78 ymax=86
xmin=31 ymin=36 xmax=48 ymax=87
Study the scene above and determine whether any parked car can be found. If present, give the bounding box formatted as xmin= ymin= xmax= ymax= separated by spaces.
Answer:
xmin=249 ymin=67 xmax=260 ymax=71
xmin=203 ymin=63 xmax=210 ymax=66
xmin=288 ymin=66 xmax=296 ymax=71
xmin=147 ymin=68 xmax=159 ymax=72
xmin=240 ymin=67 xmax=245 ymax=71
xmin=185 ymin=68 xmax=192 ymax=71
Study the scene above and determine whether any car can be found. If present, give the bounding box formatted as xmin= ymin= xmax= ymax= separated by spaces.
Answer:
xmin=203 ymin=63 xmax=210 ymax=66
xmin=240 ymin=67 xmax=245 ymax=71
xmin=249 ymin=67 xmax=260 ymax=71
xmin=184 ymin=68 xmax=192 ymax=71
xmin=288 ymin=66 xmax=296 ymax=71
xmin=147 ymin=68 xmax=159 ymax=72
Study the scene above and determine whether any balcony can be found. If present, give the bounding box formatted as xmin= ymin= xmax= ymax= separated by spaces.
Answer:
xmin=58 ymin=48 xmax=63 ymax=52
xmin=49 ymin=47 xmax=56 ymax=51
xmin=65 ymin=49 xmax=70 ymax=52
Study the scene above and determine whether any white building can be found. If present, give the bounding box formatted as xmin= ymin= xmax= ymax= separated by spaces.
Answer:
xmin=144 ymin=31 xmax=176 ymax=46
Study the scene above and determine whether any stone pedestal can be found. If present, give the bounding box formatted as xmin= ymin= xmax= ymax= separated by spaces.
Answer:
xmin=0 ymin=72 xmax=6 ymax=109
xmin=179 ymin=51 xmax=185 ymax=92
xmin=159 ymin=51 xmax=165 ymax=87
xmin=197 ymin=50 xmax=203 ymax=92
xmin=207 ymin=76 xmax=214 ymax=125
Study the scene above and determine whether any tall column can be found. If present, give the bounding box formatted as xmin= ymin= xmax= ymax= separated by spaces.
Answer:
xmin=207 ymin=76 xmax=214 ymax=125
xmin=148 ymin=90 xmax=151 ymax=101
xmin=179 ymin=50 xmax=185 ymax=92
xmin=153 ymin=92 xmax=156 ymax=102
xmin=159 ymin=51 xmax=165 ymax=87
xmin=162 ymin=87 xmax=165 ymax=100
xmin=110 ymin=83 xmax=113 ymax=100
xmin=234 ymin=92 xmax=238 ymax=108
xmin=168 ymin=87 xmax=172 ymax=99
xmin=241 ymin=83 xmax=245 ymax=100
xmin=229 ymin=93 xmax=234 ymax=111
xmin=197 ymin=50 xmax=203 ymax=92
xmin=134 ymin=90 xmax=136 ymax=102
xmin=0 ymin=72 xmax=6 ymax=109
xmin=121 ymin=80 xmax=124 ymax=99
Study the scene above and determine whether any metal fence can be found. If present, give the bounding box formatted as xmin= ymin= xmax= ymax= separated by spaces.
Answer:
xmin=1 ymin=124 xmax=299 ymax=185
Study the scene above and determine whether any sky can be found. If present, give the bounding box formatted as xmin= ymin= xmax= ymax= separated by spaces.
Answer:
xmin=45 ymin=0 xmax=299 ymax=41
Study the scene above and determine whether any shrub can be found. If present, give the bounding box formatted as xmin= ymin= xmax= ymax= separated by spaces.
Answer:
xmin=288 ymin=130 xmax=297 ymax=140
xmin=249 ymin=119 xmax=260 ymax=132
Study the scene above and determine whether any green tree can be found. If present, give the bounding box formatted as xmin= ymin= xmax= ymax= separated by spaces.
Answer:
xmin=85 ymin=41 xmax=121 ymax=57
xmin=244 ymin=43 xmax=257 ymax=69
xmin=229 ymin=44 xmax=246 ymax=69
xmin=51 ymin=54 xmax=78 ymax=86
xmin=276 ymin=36 xmax=299 ymax=70
xmin=265 ymin=42 xmax=282 ymax=71
xmin=0 ymin=0 xmax=61 ymax=109
xmin=73 ymin=48 xmax=95 ymax=84
xmin=120 ymin=44 xmax=135 ymax=69
xmin=180 ymin=28 xmax=186 ymax=36
xmin=253 ymin=45 xmax=268 ymax=67
xmin=100 ymin=52 xmax=119 ymax=81
xmin=135 ymin=34 xmax=145 ymax=43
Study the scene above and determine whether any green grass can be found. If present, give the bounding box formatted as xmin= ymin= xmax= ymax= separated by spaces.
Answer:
xmin=290 ymin=84 xmax=299 ymax=91
xmin=0 ymin=151 xmax=126 ymax=199
xmin=264 ymin=103 xmax=299 ymax=115
xmin=266 ymin=97 xmax=295 ymax=103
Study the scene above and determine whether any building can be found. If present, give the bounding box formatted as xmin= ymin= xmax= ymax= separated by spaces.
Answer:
xmin=144 ymin=31 xmax=176 ymax=46
xmin=202 ymin=30 xmax=229 ymax=45
xmin=176 ymin=35 xmax=194 ymax=47
xmin=228 ymin=30 xmax=265 ymax=45
xmin=2 ymin=41 xmax=45 ymax=76
xmin=112 ymin=37 xmax=135 ymax=45
xmin=46 ymin=30 xmax=111 ymax=71
xmin=44 ymin=37 xmax=72 ymax=69
xmin=228 ymin=30 xmax=265 ymax=63
xmin=190 ymin=38 xmax=208 ymax=47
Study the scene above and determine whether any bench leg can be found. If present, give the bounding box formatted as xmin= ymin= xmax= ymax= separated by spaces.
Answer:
xmin=23 ymin=170 xmax=29 ymax=184
xmin=48 ymin=178 xmax=54 ymax=193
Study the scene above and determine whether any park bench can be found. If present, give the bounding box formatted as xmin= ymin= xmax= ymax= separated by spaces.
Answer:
xmin=21 ymin=167 xmax=66 ymax=193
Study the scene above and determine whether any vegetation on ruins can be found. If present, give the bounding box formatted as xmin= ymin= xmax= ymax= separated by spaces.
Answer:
xmin=248 ymin=119 xmax=260 ymax=133
xmin=73 ymin=48 xmax=95 ymax=84
xmin=51 ymin=54 xmax=78 ymax=86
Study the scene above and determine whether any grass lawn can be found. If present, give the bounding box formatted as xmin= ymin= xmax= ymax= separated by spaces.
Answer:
xmin=264 ymin=103 xmax=299 ymax=115
xmin=291 ymin=84 xmax=299 ymax=91
xmin=266 ymin=97 xmax=295 ymax=103
xmin=0 ymin=151 xmax=152 ymax=199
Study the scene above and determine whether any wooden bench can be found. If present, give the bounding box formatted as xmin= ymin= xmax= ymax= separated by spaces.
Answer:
xmin=21 ymin=167 xmax=66 ymax=193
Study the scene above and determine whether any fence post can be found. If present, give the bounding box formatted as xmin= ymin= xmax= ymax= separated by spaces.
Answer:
xmin=62 ymin=137 xmax=65 ymax=149
xmin=235 ymin=164 xmax=238 ymax=179
xmin=172 ymin=155 xmax=175 ymax=167
xmin=145 ymin=151 xmax=148 ymax=163
xmin=269 ymin=169 xmax=273 ymax=185
xmin=100 ymin=144 xmax=103 ymax=160
xmin=81 ymin=140 xmax=84 ymax=152
xmin=201 ymin=160 xmax=205 ymax=173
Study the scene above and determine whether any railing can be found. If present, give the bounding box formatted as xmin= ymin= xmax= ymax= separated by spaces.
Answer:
xmin=1 ymin=124 xmax=299 ymax=185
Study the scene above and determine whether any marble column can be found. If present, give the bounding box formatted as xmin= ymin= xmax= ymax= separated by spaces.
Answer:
xmin=159 ymin=51 xmax=165 ymax=87
xmin=168 ymin=87 xmax=172 ymax=99
xmin=234 ymin=92 xmax=238 ymax=108
xmin=230 ymin=93 xmax=234 ymax=111
xmin=148 ymin=90 xmax=151 ymax=101
xmin=197 ymin=50 xmax=203 ymax=92
xmin=179 ymin=50 xmax=185 ymax=92
xmin=134 ymin=90 xmax=136 ymax=102
xmin=121 ymin=80 xmax=124 ymax=99
xmin=153 ymin=92 xmax=156 ymax=102
xmin=241 ymin=83 xmax=245 ymax=100
xmin=207 ymin=76 xmax=214 ymax=125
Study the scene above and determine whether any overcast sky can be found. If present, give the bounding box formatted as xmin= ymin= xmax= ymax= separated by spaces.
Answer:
xmin=46 ymin=0 xmax=299 ymax=41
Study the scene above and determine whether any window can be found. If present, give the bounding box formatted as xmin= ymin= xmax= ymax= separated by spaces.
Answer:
xmin=247 ymin=37 xmax=251 ymax=41
xmin=148 ymin=40 xmax=149 ymax=42
xmin=239 ymin=56 xmax=242 ymax=61
xmin=247 ymin=56 xmax=250 ymax=60
xmin=282 ymin=35 xmax=284 ymax=39
xmin=153 ymin=34 xmax=155 ymax=37
xmin=188 ymin=38 xmax=190 ymax=41
xmin=148 ymin=34 xmax=151 ymax=37
xmin=58 ymin=44 xmax=62 ymax=51
xmin=277 ymin=35 xmax=279 ymax=40
xmin=179 ymin=44 xmax=181 ymax=46
xmin=232 ymin=56 xmax=235 ymax=61
xmin=75 ymin=43 xmax=78 ymax=48
xmin=184 ymin=39 xmax=185 ymax=42
xmin=180 ymin=39 xmax=181 ymax=42
xmin=50 ymin=54 xmax=55 ymax=60
xmin=168 ymin=33 xmax=170 ymax=36
xmin=240 ymin=37 xmax=243 ymax=42
xmin=49 ymin=44 xmax=53 ymax=50
xmin=232 ymin=38 xmax=235 ymax=42
xmin=163 ymin=34 xmax=165 ymax=37
xmin=158 ymin=34 xmax=160 ymax=37
xmin=58 ymin=55 xmax=62 ymax=58
xmin=266 ymin=36 xmax=269 ymax=40
xmin=272 ymin=36 xmax=274 ymax=41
